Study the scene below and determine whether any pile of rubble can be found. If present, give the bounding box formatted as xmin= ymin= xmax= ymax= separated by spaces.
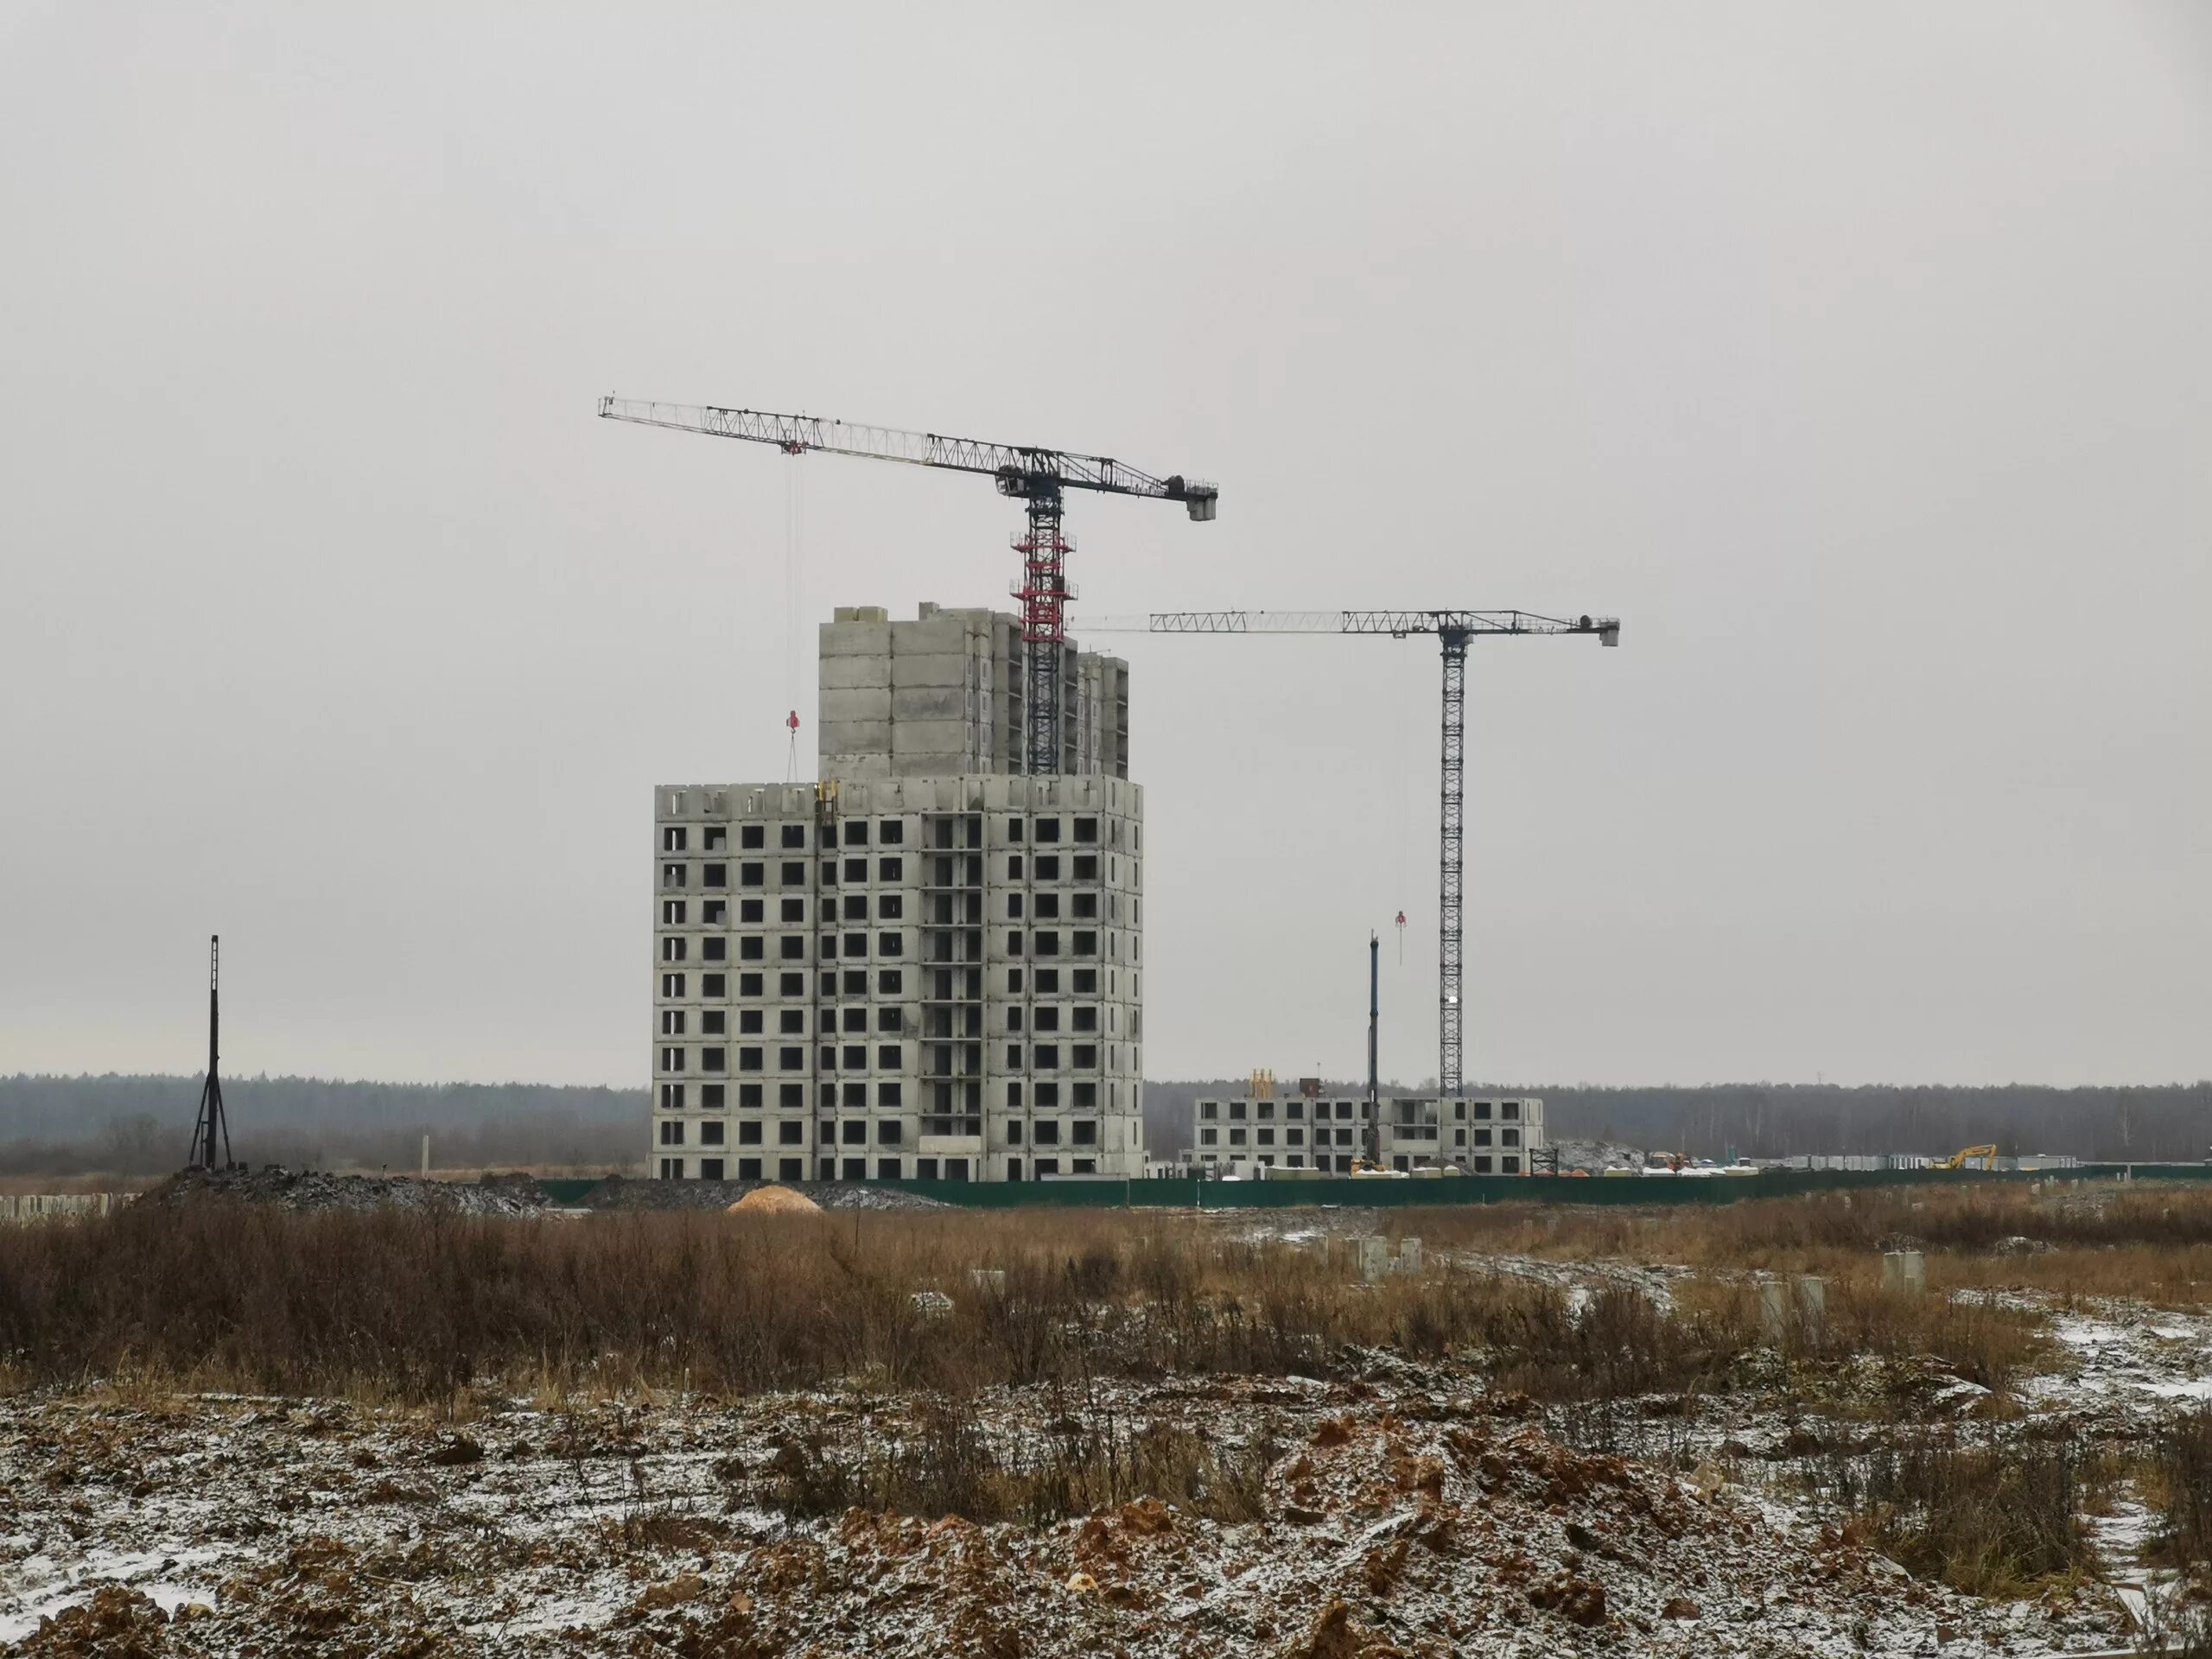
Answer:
xmin=149 ymin=1167 xmax=950 ymax=1217
xmin=1548 ymin=1137 xmax=1649 ymax=1174
xmin=154 ymin=1166 xmax=550 ymax=1217
xmin=582 ymin=1175 xmax=948 ymax=1213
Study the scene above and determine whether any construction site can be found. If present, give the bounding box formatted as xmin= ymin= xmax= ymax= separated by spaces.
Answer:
xmin=3 ymin=393 xmax=2201 ymax=1658
xmin=611 ymin=396 xmax=1618 ymax=1198
xmin=0 ymin=372 xmax=2202 ymax=1656
xmin=6 ymin=7 xmax=2207 ymax=1650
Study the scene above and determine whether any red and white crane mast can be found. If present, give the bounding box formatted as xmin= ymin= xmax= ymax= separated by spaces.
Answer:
xmin=598 ymin=397 xmax=1216 ymax=776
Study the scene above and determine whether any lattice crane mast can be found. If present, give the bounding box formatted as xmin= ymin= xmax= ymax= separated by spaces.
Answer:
xmin=597 ymin=397 xmax=1217 ymax=776
xmin=1095 ymin=609 xmax=1619 ymax=1098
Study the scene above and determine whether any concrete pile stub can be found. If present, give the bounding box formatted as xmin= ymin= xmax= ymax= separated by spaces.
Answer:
xmin=1796 ymin=1275 xmax=1827 ymax=1339
xmin=967 ymin=1268 xmax=1007 ymax=1295
xmin=1355 ymin=1236 xmax=1389 ymax=1284
xmin=1758 ymin=1281 xmax=1789 ymax=1343
xmin=1395 ymin=1236 xmax=1423 ymax=1275
xmin=1881 ymin=1250 xmax=1927 ymax=1294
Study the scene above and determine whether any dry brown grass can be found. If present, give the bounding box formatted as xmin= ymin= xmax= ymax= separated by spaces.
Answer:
xmin=1823 ymin=1427 xmax=2101 ymax=1598
xmin=2144 ymin=1405 xmax=2212 ymax=1572
xmin=0 ymin=1203 xmax=1535 ymax=1402
xmin=1393 ymin=1184 xmax=2212 ymax=1306
xmin=0 ymin=1197 xmax=2066 ymax=1408
xmin=768 ymin=1398 xmax=1278 ymax=1526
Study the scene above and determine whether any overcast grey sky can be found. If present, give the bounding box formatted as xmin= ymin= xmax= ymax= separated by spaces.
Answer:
xmin=3 ymin=3 xmax=2207 ymax=1090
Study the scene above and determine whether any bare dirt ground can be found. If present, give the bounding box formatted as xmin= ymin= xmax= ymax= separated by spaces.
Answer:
xmin=0 ymin=1367 xmax=2131 ymax=1659
xmin=9 ymin=1211 xmax=2202 ymax=1654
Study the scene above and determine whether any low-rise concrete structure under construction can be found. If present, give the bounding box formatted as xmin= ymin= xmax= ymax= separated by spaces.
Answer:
xmin=1186 ymin=1093 xmax=1545 ymax=1175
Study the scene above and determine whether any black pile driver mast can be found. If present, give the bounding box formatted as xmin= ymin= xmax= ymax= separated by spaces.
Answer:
xmin=186 ymin=933 xmax=232 ymax=1171
xmin=1128 ymin=610 xmax=1619 ymax=1097
xmin=596 ymin=397 xmax=1217 ymax=776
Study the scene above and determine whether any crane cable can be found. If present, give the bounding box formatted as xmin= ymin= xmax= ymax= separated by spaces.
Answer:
xmin=784 ymin=461 xmax=804 ymax=782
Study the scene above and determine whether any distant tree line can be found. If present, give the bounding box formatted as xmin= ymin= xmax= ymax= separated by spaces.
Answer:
xmin=4 ymin=1073 xmax=2206 ymax=1178
xmin=1529 ymin=1081 xmax=2212 ymax=1165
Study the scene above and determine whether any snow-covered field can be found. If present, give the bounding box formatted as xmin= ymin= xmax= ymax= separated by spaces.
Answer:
xmin=10 ymin=1234 xmax=2209 ymax=1657
xmin=0 ymin=1372 xmax=2138 ymax=1657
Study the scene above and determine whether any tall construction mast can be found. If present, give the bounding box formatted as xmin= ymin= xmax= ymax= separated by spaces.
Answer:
xmin=597 ymin=397 xmax=1217 ymax=776
xmin=1099 ymin=610 xmax=1619 ymax=1096
xmin=186 ymin=934 xmax=231 ymax=1171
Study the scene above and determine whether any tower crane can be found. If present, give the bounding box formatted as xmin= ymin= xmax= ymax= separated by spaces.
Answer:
xmin=597 ymin=397 xmax=1217 ymax=776
xmin=1091 ymin=610 xmax=1619 ymax=1099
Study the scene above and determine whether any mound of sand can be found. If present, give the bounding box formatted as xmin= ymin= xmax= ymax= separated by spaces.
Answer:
xmin=729 ymin=1185 xmax=821 ymax=1214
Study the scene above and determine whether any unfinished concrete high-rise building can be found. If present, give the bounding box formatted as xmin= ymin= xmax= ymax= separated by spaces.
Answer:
xmin=652 ymin=606 xmax=1144 ymax=1184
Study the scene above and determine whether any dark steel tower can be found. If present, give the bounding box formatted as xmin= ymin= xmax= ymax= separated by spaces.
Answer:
xmin=186 ymin=935 xmax=231 ymax=1171
xmin=1365 ymin=931 xmax=1382 ymax=1165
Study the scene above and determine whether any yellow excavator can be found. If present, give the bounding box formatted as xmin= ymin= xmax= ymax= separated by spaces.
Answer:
xmin=1943 ymin=1144 xmax=1999 ymax=1171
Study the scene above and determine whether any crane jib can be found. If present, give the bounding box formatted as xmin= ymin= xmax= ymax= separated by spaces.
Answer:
xmin=597 ymin=391 xmax=1217 ymax=775
xmin=596 ymin=396 xmax=1216 ymax=508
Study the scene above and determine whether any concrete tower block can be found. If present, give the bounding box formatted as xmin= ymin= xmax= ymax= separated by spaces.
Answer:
xmin=820 ymin=657 xmax=893 ymax=691
xmin=821 ymin=620 xmax=893 ymax=656
xmin=889 ymin=652 xmax=970 ymax=689
xmin=821 ymin=720 xmax=894 ymax=753
xmin=891 ymin=721 xmax=969 ymax=755
xmin=820 ymin=689 xmax=892 ymax=723
xmin=891 ymin=687 xmax=968 ymax=720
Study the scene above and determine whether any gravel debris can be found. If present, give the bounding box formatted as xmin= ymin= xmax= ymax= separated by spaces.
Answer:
xmin=153 ymin=1166 xmax=551 ymax=1217
xmin=149 ymin=1168 xmax=950 ymax=1216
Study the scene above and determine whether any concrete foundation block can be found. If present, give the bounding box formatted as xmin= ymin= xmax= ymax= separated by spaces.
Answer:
xmin=967 ymin=1268 xmax=1006 ymax=1295
xmin=1881 ymin=1250 xmax=1927 ymax=1294
xmin=1395 ymin=1236 xmax=1423 ymax=1275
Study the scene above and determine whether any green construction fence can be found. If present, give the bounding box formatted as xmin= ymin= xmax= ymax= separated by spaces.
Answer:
xmin=534 ymin=1163 xmax=2209 ymax=1211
